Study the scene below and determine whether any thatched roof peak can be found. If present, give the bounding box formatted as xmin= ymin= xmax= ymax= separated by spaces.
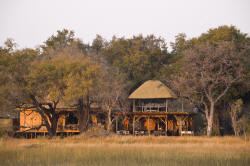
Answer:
xmin=128 ymin=80 xmax=177 ymax=99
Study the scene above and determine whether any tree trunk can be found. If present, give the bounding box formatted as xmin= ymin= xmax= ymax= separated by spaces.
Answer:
xmin=78 ymin=99 xmax=90 ymax=133
xmin=212 ymin=112 xmax=221 ymax=136
xmin=47 ymin=114 xmax=59 ymax=139
xmin=107 ymin=108 xmax=112 ymax=132
xmin=38 ymin=111 xmax=58 ymax=139
xmin=230 ymin=112 xmax=239 ymax=136
xmin=206 ymin=102 xmax=215 ymax=137
xmin=79 ymin=109 xmax=89 ymax=133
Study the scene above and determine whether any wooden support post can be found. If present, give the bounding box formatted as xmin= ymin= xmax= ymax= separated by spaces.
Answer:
xmin=124 ymin=116 xmax=129 ymax=131
xmin=116 ymin=116 xmax=118 ymax=133
xmin=165 ymin=115 xmax=168 ymax=134
xmin=157 ymin=119 xmax=159 ymax=130
xmin=182 ymin=98 xmax=184 ymax=112
xmin=133 ymin=100 xmax=135 ymax=112
xmin=133 ymin=116 xmax=135 ymax=135
xmin=166 ymin=99 xmax=168 ymax=112
xmin=148 ymin=116 xmax=150 ymax=136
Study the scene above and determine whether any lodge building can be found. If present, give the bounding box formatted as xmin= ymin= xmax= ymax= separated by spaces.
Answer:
xmin=15 ymin=80 xmax=194 ymax=137
xmin=114 ymin=80 xmax=194 ymax=136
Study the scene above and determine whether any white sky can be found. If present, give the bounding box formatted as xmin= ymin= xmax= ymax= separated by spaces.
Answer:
xmin=0 ymin=0 xmax=249 ymax=49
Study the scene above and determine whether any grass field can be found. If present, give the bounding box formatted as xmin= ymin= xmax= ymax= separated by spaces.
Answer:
xmin=0 ymin=135 xmax=249 ymax=166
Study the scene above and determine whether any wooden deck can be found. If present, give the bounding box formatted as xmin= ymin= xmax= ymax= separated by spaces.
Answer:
xmin=115 ymin=111 xmax=192 ymax=115
xmin=113 ymin=111 xmax=194 ymax=136
xmin=15 ymin=130 xmax=80 ymax=133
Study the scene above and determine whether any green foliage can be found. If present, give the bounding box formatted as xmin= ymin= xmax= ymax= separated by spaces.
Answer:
xmin=169 ymin=25 xmax=250 ymax=102
xmin=27 ymin=56 xmax=68 ymax=103
xmin=63 ymin=56 xmax=100 ymax=105
xmin=43 ymin=29 xmax=75 ymax=50
xmin=91 ymin=34 xmax=105 ymax=54
xmin=0 ymin=43 xmax=39 ymax=110
xmin=42 ymin=29 xmax=89 ymax=57
xmin=197 ymin=25 xmax=249 ymax=48
xmin=167 ymin=25 xmax=249 ymax=136
xmin=101 ymin=35 xmax=170 ymax=90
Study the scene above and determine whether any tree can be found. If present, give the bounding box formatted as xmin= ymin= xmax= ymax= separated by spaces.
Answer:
xmin=37 ymin=29 xmax=96 ymax=134
xmin=168 ymin=41 xmax=247 ymax=136
xmin=41 ymin=29 xmax=89 ymax=57
xmin=91 ymin=34 xmax=105 ymax=55
xmin=19 ymin=56 xmax=70 ymax=138
xmin=0 ymin=45 xmax=67 ymax=138
xmin=1 ymin=47 xmax=38 ymax=110
xmin=5 ymin=45 xmax=100 ymax=138
xmin=95 ymin=63 xmax=128 ymax=132
xmin=101 ymin=35 xmax=170 ymax=91
xmin=168 ymin=25 xmax=250 ymax=136
xmin=63 ymin=55 xmax=100 ymax=132
xmin=0 ymin=39 xmax=18 ymax=113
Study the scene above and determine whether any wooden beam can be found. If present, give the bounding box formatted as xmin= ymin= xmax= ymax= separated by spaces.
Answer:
xmin=116 ymin=116 xmax=118 ymax=133
xmin=133 ymin=100 xmax=135 ymax=112
xmin=148 ymin=116 xmax=150 ymax=136
xmin=157 ymin=119 xmax=159 ymax=130
xmin=181 ymin=98 xmax=184 ymax=112
xmin=114 ymin=111 xmax=190 ymax=115
xmin=134 ymin=115 xmax=169 ymax=118
xmin=159 ymin=117 xmax=166 ymax=124
xmin=135 ymin=117 xmax=141 ymax=122
xmin=165 ymin=115 xmax=168 ymax=133
xmin=166 ymin=99 xmax=168 ymax=112
xmin=133 ymin=116 xmax=135 ymax=135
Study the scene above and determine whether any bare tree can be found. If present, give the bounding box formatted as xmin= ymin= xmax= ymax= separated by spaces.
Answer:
xmin=168 ymin=41 xmax=246 ymax=136
xmin=96 ymin=64 xmax=128 ymax=132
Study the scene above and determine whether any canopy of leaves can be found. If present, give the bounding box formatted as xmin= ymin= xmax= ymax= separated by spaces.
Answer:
xmin=101 ymin=35 xmax=170 ymax=91
xmin=169 ymin=25 xmax=250 ymax=99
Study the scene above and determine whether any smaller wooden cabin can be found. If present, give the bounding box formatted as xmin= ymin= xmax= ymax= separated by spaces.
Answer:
xmin=17 ymin=109 xmax=80 ymax=137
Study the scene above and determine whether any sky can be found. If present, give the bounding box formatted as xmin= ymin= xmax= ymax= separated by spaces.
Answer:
xmin=0 ymin=0 xmax=249 ymax=49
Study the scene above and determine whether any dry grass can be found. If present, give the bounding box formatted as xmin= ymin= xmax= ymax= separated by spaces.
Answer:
xmin=0 ymin=136 xmax=250 ymax=166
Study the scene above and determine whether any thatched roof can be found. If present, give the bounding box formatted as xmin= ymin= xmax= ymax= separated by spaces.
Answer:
xmin=128 ymin=80 xmax=177 ymax=99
